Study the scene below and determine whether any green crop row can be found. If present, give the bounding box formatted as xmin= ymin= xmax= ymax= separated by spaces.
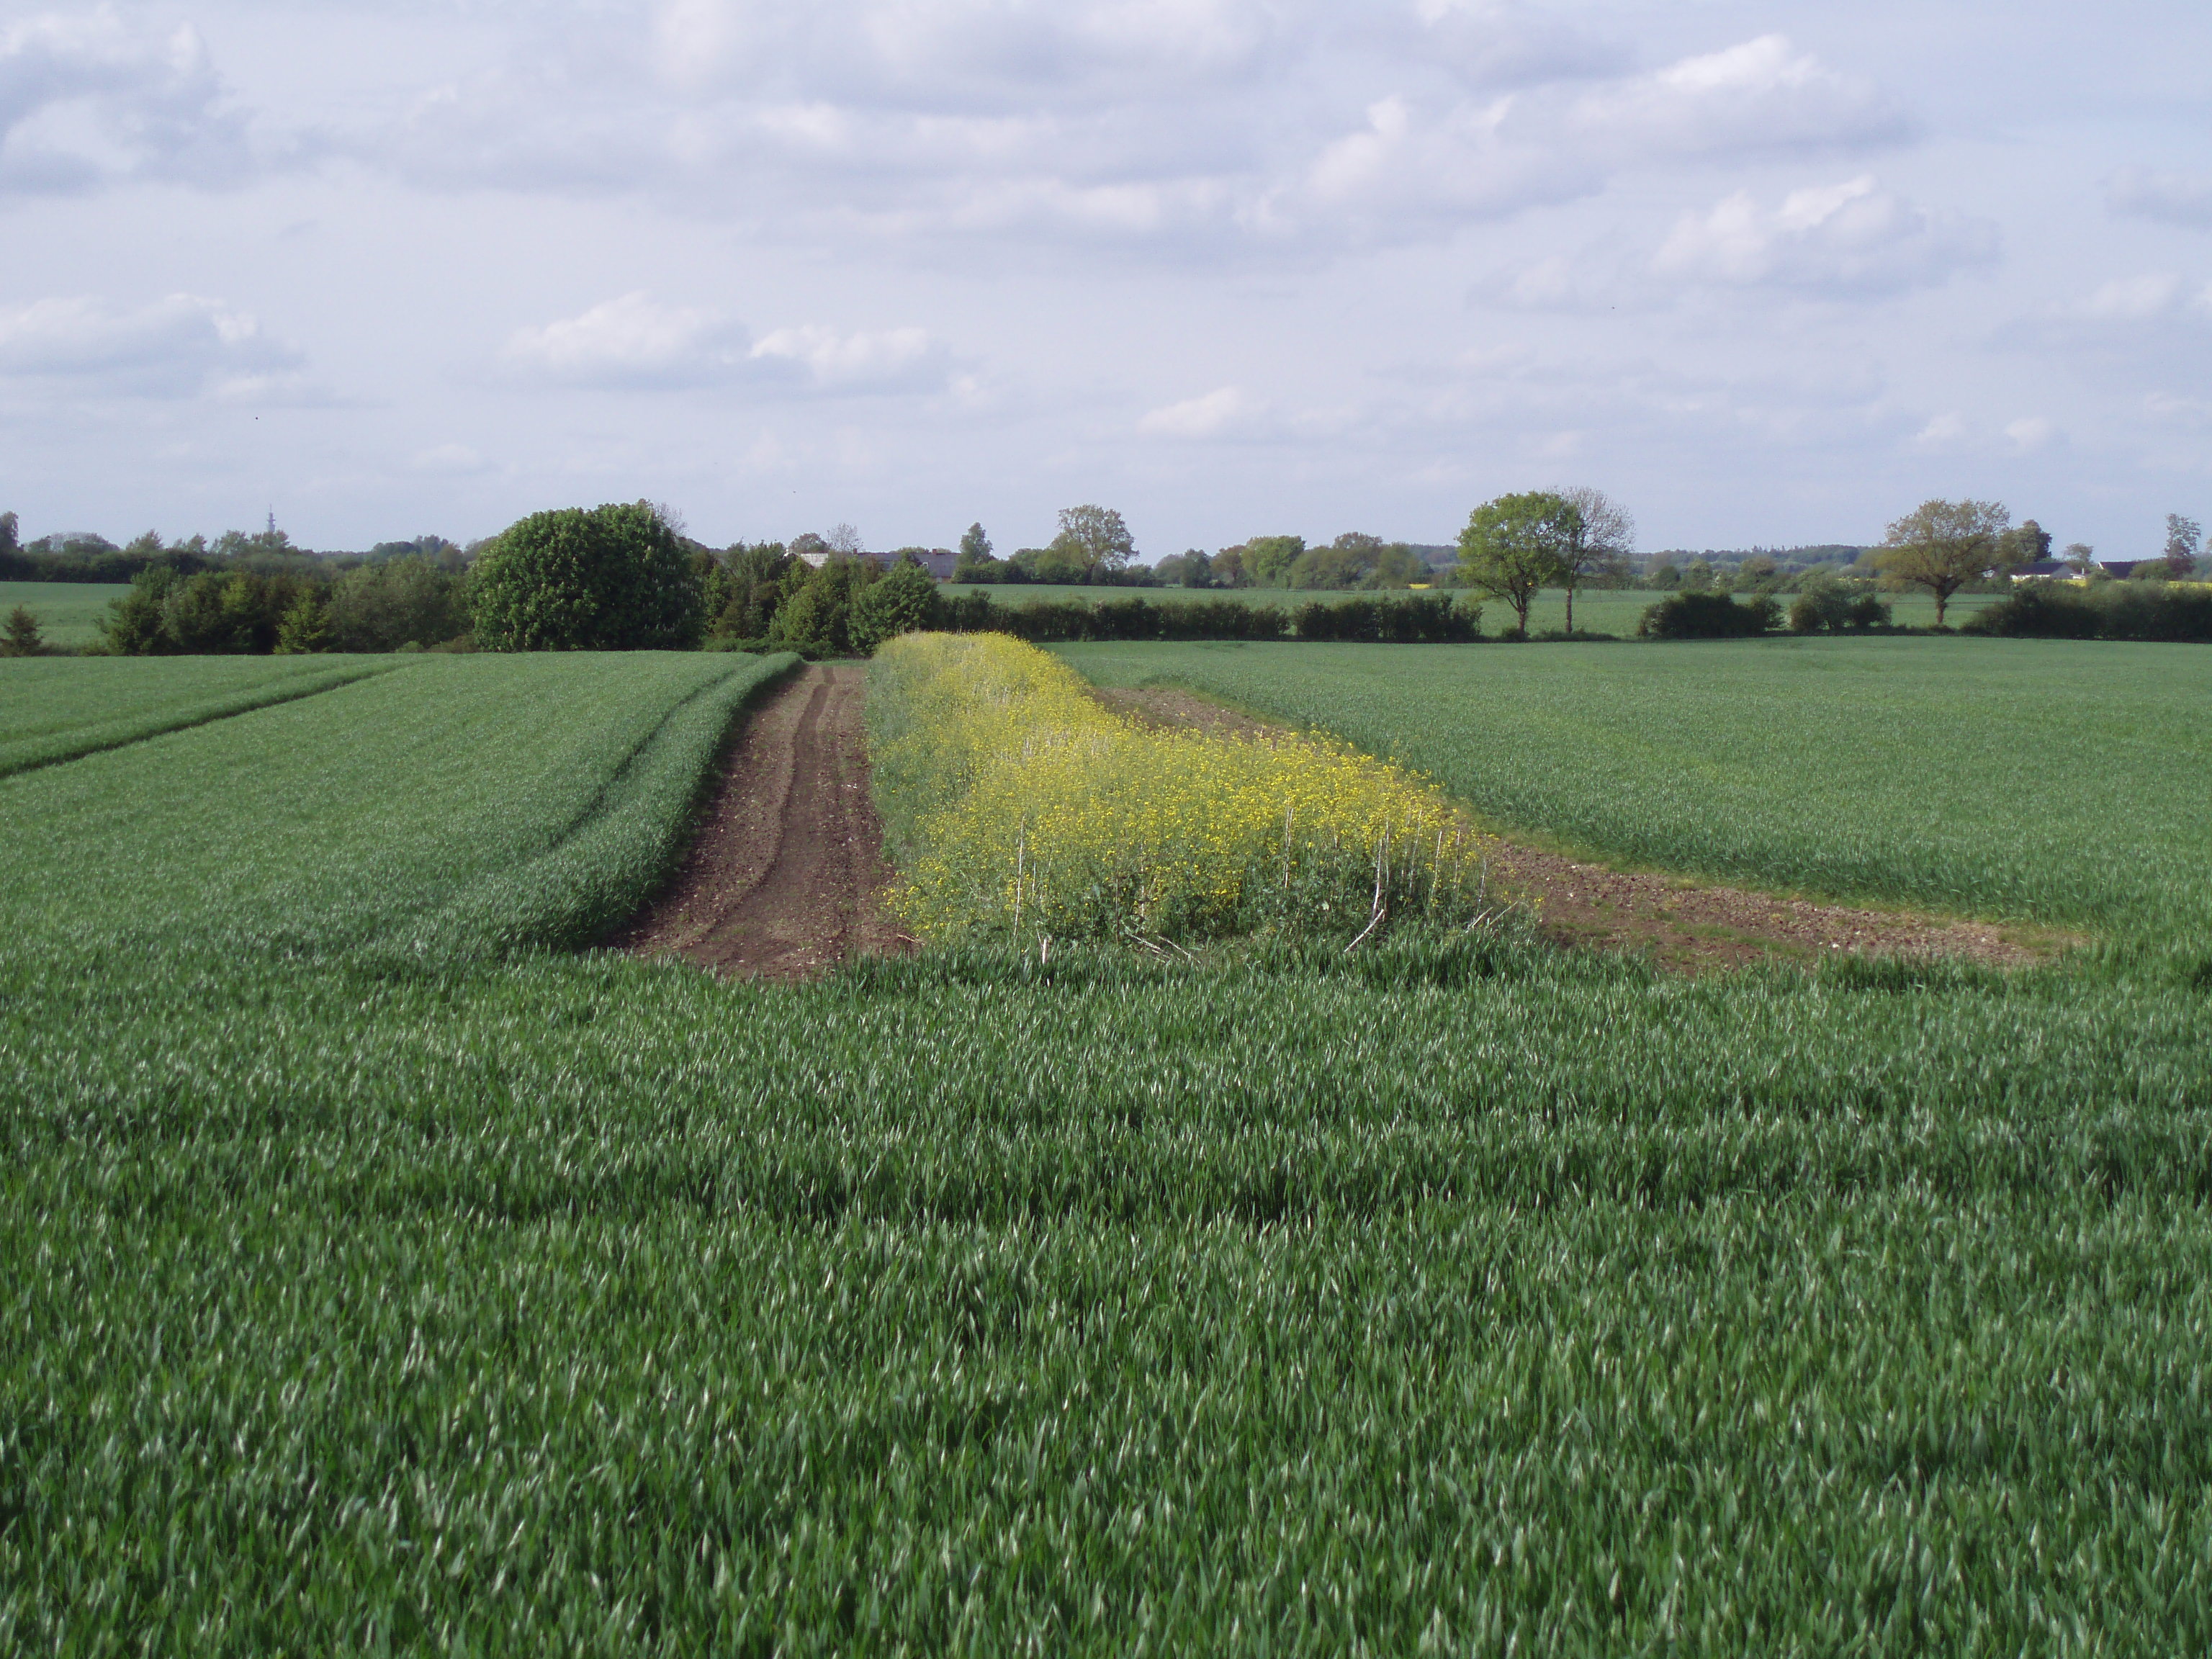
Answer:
xmin=0 ymin=650 xmax=796 ymax=964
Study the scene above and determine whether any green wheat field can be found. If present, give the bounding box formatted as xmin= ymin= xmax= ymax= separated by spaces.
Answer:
xmin=4 ymin=638 xmax=2209 ymax=1653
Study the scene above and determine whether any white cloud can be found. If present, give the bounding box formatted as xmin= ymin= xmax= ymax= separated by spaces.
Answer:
xmin=1653 ymin=176 xmax=1997 ymax=295
xmin=0 ymin=10 xmax=274 ymax=194
xmin=2076 ymin=272 xmax=2193 ymax=322
xmin=2107 ymin=168 xmax=2212 ymax=230
xmin=1571 ymin=35 xmax=1910 ymax=158
xmin=506 ymin=293 xmax=747 ymax=387
xmin=1914 ymin=411 xmax=1966 ymax=446
xmin=748 ymin=324 xmax=947 ymax=391
xmin=2005 ymin=417 xmax=2055 ymax=451
xmin=0 ymin=293 xmax=302 ymax=396
xmin=1138 ymin=385 xmax=1267 ymax=439
xmin=1274 ymin=36 xmax=1910 ymax=247
xmin=507 ymin=295 xmax=951 ymax=393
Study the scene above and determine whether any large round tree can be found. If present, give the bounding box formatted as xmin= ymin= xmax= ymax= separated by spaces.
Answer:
xmin=471 ymin=502 xmax=704 ymax=650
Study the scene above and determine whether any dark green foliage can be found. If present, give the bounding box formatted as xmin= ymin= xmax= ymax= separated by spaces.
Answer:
xmin=1292 ymin=593 xmax=1483 ymax=641
xmin=1640 ymin=590 xmax=1781 ymax=638
xmin=329 ymin=554 xmax=467 ymax=651
xmin=274 ymin=589 xmax=333 ymax=655
xmin=768 ymin=555 xmax=870 ymax=656
xmin=709 ymin=541 xmax=799 ymax=641
xmin=98 ymin=565 xmax=322 ymax=655
xmin=471 ymin=502 xmax=705 ymax=651
xmin=849 ymin=559 xmax=940 ymax=653
xmin=1 ymin=602 xmax=42 ymax=656
xmin=1965 ymin=583 xmax=2212 ymax=642
xmin=1787 ymin=583 xmax=1892 ymax=634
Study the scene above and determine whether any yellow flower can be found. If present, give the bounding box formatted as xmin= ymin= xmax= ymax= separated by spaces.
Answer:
xmin=870 ymin=634 xmax=1496 ymax=942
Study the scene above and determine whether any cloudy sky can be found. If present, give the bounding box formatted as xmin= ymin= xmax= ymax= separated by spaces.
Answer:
xmin=2 ymin=0 xmax=2207 ymax=557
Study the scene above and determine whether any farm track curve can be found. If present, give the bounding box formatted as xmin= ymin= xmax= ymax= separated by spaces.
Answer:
xmin=613 ymin=662 xmax=908 ymax=979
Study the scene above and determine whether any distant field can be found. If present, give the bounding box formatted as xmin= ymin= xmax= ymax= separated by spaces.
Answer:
xmin=0 ymin=655 xmax=398 ymax=775
xmin=0 ymin=580 xmax=127 ymax=647
xmin=945 ymin=582 xmax=2000 ymax=634
xmin=1057 ymin=636 xmax=2212 ymax=945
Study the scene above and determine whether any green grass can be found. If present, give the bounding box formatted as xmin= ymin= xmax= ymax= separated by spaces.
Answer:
xmin=0 ymin=655 xmax=403 ymax=776
xmin=0 ymin=580 xmax=129 ymax=648
xmin=946 ymin=583 xmax=2000 ymax=636
xmin=5 ymin=640 xmax=2211 ymax=1653
xmin=1056 ymin=637 xmax=2212 ymax=953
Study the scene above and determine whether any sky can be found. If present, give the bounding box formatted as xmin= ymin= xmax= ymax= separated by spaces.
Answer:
xmin=1 ymin=0 xmax=2208 ymax=559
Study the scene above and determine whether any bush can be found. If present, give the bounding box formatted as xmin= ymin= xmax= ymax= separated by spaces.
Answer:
xmin=471 ymin=503 xmax=704 ymax=651
xmin=99 ymin=566 xmax=315 ymax=655
xmin=1 ymin=603 xmax=45 ymax=656
xmin=1960 ymin=585 xmax=2103 ymax=639
xmin=1639 ymin=591 xmax=1780 ymax=639
xmin=1963 ymin=584 xmax=2212 ymax=642
xmin=850 ymin=561 xmax=940 ymax=654
xmin=331 ymin=554 xmax=467 ymax=652
xmin=1787 ymin=585 xmax=1891 ymax=634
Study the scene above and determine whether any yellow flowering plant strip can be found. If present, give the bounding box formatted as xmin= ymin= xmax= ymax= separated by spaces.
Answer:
xmin=868 ymin=633 xmax=1500 ymax=944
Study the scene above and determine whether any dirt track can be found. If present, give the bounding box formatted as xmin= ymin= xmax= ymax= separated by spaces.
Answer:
xmin=613 ymin=664 xmax=906 ymax=979
xmin=1094 ymin=684 xmax=2063 ymax=974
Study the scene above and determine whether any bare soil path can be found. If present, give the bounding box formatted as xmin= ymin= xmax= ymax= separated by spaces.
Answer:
xmin=1095 ymin=684 xmax=2067 ymax=974
xmin=613 ymin=663 xmax=907 ymax=979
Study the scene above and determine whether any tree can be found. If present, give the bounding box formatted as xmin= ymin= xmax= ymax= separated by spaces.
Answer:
xmin=1875 ymin=499 xmax=2018 ymax=628
xmin=1456 ymin=492 xmax=1578 ymax=637
xmin=1554 ymin=487 xmax=1634 ymax=634
xmin=471 ymin=502 xmax=704 ymax=651
xmin=274 ymin=590 xmax=333 ymax=655
xmin=2002 ymin=518 xmax=2052 ymax=567
xmin=2062 ymin=541 xmax=2098 ymax=579
xmin=0 ymin=512 xmax=18 ymax=557
xmin=1238 ymin=535 xmax=1305 ymax=587
xmin=2164 ymin=514 xmax=2203 ymax=580
xmin=332 ymin=555 xmax=464 ymax=650
xmin=1178 ymin=549 xmax=1213 ymax=588
xmin=1 ymin=603 xmax=42 ymax=656
xmin=959 ymin=523 xmax=992 ymax=564
xmin=849 ymin=560 xmax=939 ymax=653
xmin=1051 ymin=505 xmax=1136 ymax=579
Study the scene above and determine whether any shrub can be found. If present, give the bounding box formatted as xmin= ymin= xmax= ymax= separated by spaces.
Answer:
xmin=1788 ymin=584 xmax=1892 ymax=634
xmin=1961 ymin=584 xmax=2103 ymax=639
xmin=1640 ymin=591 xmax=1780 ymax=639
xmin=331 ymin=555 xmax=467 ymax=652
xmin=471 ymin=503 xmax=704 ymax=651
xmin=1964 ymin=584 xmax=2212 ymax=642
xmin=850 ymin=561 xmax=940 ymax=654
xmin=274 ymin=590 xmax=333 ymax=655
xmin=1 ymin=603 xmax=44 ymax=657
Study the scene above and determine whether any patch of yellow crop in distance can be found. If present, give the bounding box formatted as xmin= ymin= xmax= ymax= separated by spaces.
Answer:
xmin=869 ymin=633 xmax=1498 ymax=943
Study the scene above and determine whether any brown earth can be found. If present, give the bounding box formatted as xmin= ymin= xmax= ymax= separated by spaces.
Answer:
xmin=612 ymin=663 xmax=909 ymax=979
xmin=1094 ymin=683 xmax=2067 ymax=974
